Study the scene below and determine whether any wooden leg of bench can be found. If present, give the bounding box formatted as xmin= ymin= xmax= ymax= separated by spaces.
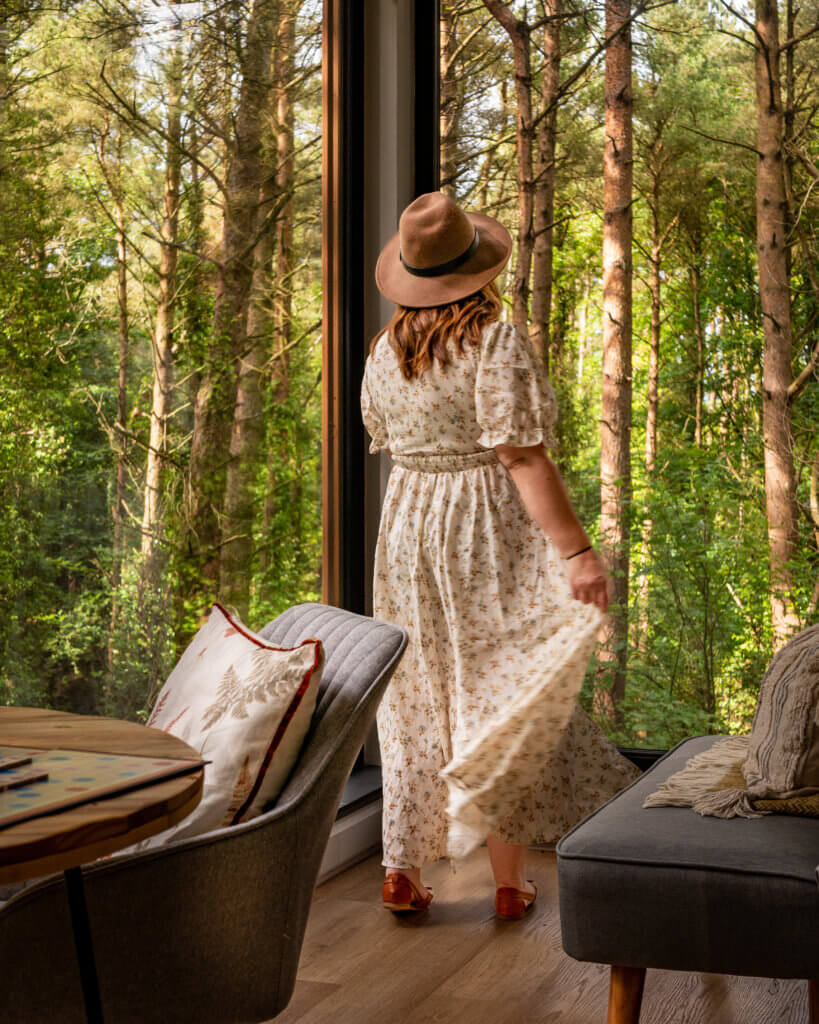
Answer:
xmin=809 ymin=979 xmax=818 ymax=1024
xmin=607 ymin=965 xmax=646 ymax=1024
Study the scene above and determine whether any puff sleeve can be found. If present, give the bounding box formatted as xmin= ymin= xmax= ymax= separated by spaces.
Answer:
xmin=475 ymin=321 xmax=558 ymax=449
xmin=360 ymin=357 xmax=389 ymax=453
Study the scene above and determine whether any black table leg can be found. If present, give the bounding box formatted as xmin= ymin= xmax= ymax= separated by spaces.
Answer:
xmin=64 ymin=866 xmax=104 ymax=1024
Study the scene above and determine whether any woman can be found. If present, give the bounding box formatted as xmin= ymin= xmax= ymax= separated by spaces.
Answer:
xmin=362 ymin=192 xmax=637 ymax=920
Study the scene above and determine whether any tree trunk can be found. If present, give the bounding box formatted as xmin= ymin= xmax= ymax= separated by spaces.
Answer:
xmin=635 ymin=187 xmax=661 ymax=651
xmin=531 ymin=1 xmax=561 ymax=368
xmin=104 ymin=129 xmax=130 ymax=673
xmin=754 ymin=0 xmax=800 ymax=644
xmin=440 ymin=2 xmax=460 ymax=198
xmin=220 ymin=0 xmax=294 ymax=619
xmin=783 ymin=0 xmax=795 ymax=282
xmin=0 ymin=15 xmax=8 ymax=116
xmin=691 ymin=260 xmax=705 ymax=448
xmin=484 ymin=1 xmax=534 ymax=335
xmin=645 ymin=188 xmax=661 ymax=481
xmin=174 ymin=119 xmax=207 ymax=650
xmin=141 ymin=52 xmax=182 ymax=591
xmin=577 ymin=273 xmax=591 ymax=381
xmin=478 ymin=79 xmax=510 ymax=209
xmin=189 ymin=0 xmax=276 ymax=607
xmin=260 ymin=8 xmax=297 ymax=579
xmin=596 ymin=0 xmax=633 ymax=725
xmin=218 ymin=188 xmax=275 ymax=619
xmin=181 ymin=121 xmax=206 ymax=421
xmin=112 ymin=181 xmax=128 ymax=597
xmin=809 ymin=451 xmax=819 ymax=616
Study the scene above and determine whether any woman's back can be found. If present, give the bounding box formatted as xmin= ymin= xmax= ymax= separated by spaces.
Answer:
xmin=362 ymin=319 xmax=557 ymax=459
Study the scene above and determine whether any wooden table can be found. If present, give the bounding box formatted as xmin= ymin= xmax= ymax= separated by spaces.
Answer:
xmin=0 ymin=706 xmax=205 ymax=1023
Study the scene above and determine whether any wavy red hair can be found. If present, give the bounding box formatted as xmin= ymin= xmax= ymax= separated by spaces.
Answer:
xmin=372 ymin=281 xmax=503 ymax=380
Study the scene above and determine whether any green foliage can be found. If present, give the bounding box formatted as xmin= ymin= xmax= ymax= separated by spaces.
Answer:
xmin=2 ymin=0 xmax=818 ymax=754
xmin=1 ymin=0 xmax=324 ymax=722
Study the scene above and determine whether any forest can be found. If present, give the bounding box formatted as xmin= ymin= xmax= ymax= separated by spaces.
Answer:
xmin=1 ymin=0 xmax=817 ymax=749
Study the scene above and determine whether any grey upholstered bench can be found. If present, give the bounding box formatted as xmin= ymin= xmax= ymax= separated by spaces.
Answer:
xmin=557 ymin=735 xmax=819 ymax=1024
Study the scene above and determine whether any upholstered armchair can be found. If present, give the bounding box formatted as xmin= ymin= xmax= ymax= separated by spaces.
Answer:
xmin=0 ymin=604 xmax=407 ymax=1024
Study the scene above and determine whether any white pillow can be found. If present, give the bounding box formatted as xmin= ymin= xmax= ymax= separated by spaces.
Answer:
xmin=141 ymin=603 xmax=323 ymax=845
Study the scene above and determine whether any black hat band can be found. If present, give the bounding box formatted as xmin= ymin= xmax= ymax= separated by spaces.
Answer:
xmin=399 ymin=230 xmax=480 ymax=278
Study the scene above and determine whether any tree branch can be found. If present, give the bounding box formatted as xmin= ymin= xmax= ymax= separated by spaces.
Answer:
xmin=682 ymin=124 xmax=762 ymax=157
xmin=531 ymin=0 xmax=675 ymax=131
xmin=788 ymin=338 xmax=819 ymax=401
xmin=94 ymin=61 xmax=228 ymax=197
xmin=780 ymin=21 xmax=819 ymax=52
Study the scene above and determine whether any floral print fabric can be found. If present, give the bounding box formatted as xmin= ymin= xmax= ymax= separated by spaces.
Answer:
xmin=362 ymin=321 xmax=639 ymax=866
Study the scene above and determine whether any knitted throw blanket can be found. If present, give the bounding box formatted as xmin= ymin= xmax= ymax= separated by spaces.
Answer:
xmin=644 ymin=625 xmax=819 ymax=819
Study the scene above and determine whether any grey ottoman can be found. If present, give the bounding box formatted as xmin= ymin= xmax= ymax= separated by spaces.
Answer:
xmin=556 ymin=735 xmax=819 ymax=1024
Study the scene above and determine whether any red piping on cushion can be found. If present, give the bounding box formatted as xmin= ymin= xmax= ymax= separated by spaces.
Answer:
xmin=211 ymin=601 xmax=320 ymax=653
xmin=230 ymin=638 xmax=324 ymax=826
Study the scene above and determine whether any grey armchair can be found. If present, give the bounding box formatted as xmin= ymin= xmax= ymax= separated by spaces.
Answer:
xmin=0 ymin=604 xmax=407 ymax=1024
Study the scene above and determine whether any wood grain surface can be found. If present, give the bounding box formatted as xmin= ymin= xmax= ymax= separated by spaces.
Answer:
xmin=272 ymin=849 xmax=812 ymax=1024
xmin=0 ymin=706 xmax=203 ymax=882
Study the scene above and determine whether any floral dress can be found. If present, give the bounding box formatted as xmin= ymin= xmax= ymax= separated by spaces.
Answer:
xmin=361 ymin=320 xmax=639 ymax=867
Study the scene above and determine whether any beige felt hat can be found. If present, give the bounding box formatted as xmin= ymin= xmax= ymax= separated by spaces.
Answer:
xmin=375 ymin=192 xmax=512 ymax=308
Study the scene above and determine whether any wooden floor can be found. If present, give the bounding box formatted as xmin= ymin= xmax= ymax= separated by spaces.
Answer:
xmin=274 ymin=849 xmax=810 ymax=1024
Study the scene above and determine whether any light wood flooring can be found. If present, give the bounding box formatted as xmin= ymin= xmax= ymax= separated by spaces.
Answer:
xmin=273 ymin=848 xmax=810 ymax=1024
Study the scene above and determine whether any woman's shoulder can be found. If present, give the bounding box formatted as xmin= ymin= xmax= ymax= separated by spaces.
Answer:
xmin=478 ymin=319 xmax=534 ymax=360
xmin=364 ymin=333 xmax=387 ymax=383
xmin=368 ymin=329 xmax=393 ymax=365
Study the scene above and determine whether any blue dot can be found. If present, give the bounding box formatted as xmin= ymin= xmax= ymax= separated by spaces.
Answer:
xmin=117 ymin=771 xmax=136 ymax=777
xmin=73 ymin=777 xmax=95 ymax=783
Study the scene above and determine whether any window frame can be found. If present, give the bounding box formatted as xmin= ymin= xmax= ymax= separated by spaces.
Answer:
xmin=321 ymin=0 xmax=440 ymax=613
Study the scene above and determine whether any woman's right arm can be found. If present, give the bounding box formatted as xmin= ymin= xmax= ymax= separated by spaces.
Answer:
xmin=494 ymin=442 xmax=610 ymax=612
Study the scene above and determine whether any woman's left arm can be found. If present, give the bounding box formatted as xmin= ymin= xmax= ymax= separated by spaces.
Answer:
xmin=495 ymin=442 xmax=610 ymax=612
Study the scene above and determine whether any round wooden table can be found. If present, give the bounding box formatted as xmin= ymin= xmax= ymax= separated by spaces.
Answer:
xmin=0 ymin=706 xmax=205 ymax=1023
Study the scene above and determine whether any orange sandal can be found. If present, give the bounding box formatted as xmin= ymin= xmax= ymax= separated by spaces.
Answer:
xmin=495 ymin=882 xmax=537 ymax=920
xmin=382 ymin=872 xmax=433 ymax=912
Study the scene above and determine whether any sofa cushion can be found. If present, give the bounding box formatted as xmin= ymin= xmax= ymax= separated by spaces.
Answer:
xmin=140 ymin=603 xmax=323 ymax=846
xmin=556 ymin=735 xmax=819 ymax=979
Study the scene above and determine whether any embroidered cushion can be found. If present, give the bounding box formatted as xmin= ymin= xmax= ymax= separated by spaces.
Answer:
xmin=140 ymin=602 xmax=323 ymax=845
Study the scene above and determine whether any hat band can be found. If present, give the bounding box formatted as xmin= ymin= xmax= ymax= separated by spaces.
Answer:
xmin=400 ymin=230 xmax=480 ymax=278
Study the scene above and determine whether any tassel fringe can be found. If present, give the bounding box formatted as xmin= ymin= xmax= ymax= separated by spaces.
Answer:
xmin=642 ymin=736 xmax=751 ymax=810
xmin=692 ymin=787 xmax=763 ymax=819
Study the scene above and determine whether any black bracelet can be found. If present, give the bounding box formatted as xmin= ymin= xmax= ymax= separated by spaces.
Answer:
xmin=565 ymin=544 xmax=592 ymax=560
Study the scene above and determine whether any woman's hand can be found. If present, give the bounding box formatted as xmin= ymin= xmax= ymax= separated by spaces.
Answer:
xmin=566 ymin=547 xmax=610 ymax=613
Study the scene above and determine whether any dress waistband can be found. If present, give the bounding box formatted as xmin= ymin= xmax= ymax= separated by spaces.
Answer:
xmin=391 ymin=450 xmax=499 ymax=473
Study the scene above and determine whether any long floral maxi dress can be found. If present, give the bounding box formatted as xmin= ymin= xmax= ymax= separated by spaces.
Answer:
xmin=361 ymin=321 xmax=639 ymax=867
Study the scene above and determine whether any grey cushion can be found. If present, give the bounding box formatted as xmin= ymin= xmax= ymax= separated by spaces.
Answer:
xmin=0 ymin=604 xmax=407 ymax=1024
xmin=557 ymin=735 xmax=819 ymax=979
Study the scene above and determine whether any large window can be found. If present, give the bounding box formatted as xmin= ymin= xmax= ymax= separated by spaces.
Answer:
xmin=438 ymin=0 xmax=819 ymax=749
xmin=0 ymin=0 xmax=324 ymax=717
